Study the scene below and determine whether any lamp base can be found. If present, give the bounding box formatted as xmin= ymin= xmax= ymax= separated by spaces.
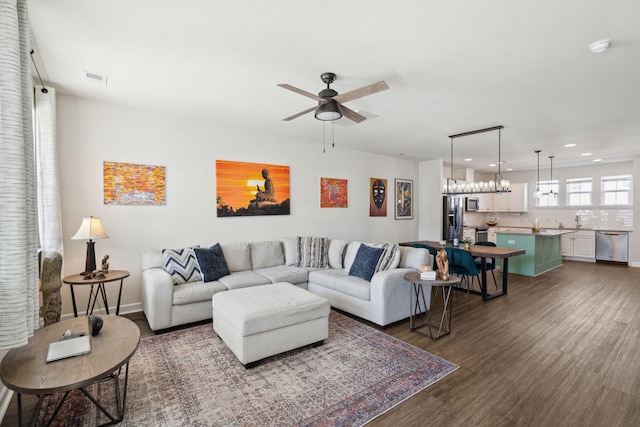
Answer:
xmin=81 ymin=240 xmax=97 ymax=276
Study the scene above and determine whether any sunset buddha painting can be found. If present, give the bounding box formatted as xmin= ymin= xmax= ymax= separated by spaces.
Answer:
xmin=216 ymin=160 xmax=290 ymax=216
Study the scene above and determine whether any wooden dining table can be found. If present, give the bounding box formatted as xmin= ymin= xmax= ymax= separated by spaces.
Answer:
xmin=400 ymin=241 xmax=526 ymax=301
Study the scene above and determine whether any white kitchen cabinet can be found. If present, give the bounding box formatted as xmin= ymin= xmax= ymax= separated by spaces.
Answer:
xmin=488 ymin=228 xmax=497 ymax=244
xmin=477 ymin=192 xmax=493 ymax=212
xmin=561 ymin=230 xmax=595 ymax=260
xmin=492 ymin=183 xmax=528 ymax=212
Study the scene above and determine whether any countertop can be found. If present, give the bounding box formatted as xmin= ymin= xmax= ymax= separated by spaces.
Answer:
xmin=496 ymin=229 xmax=576 ymax=236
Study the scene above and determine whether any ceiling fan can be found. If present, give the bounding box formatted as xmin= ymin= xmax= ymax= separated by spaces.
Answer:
xmin=278 ymin=72 xmax=389 ymax=123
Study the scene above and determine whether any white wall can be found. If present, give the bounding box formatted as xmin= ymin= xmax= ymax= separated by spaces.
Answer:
xmin=56 ymin=94 xmax=422 ymax=317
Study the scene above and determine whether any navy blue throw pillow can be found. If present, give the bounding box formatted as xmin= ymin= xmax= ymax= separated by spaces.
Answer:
xmin=194 ymin=243 xmax=230 ymax=282
xmin=348 ymin=244 xmax=385 ymax=282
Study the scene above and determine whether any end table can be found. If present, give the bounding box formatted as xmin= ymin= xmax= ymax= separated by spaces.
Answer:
xmin=404 ymin=271 xmax=461 ymax=340
xmin=63 ymin=270 xmax=130 ymax=317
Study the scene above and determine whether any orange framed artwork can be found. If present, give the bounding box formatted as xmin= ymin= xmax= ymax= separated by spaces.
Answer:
xmin=320 ymin=177 xmax=348 ymax=208
xmin=103 ymin=161 xmax=166 ymax=205
xmin=216 ymin=160 xmax=290 ymax=216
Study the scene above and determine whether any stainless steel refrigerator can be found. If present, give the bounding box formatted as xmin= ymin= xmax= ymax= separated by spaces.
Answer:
xmin=442 ymin=196 xmax=464 ymax=242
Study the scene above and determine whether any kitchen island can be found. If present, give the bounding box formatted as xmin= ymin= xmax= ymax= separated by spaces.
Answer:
xmin=497 ymin=229 xmax=576 ymax=276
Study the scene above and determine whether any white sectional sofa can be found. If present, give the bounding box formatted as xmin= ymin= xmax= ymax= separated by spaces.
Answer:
xmin=141 ymin=238 xmax=431 ymax=331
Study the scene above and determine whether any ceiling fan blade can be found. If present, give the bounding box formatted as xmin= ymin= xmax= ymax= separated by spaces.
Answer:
xmin=333 ymin=81 xmax=389 ymax=104
xmin=277 ymin=84 xmax=324 ymax=102
xmin=282 ymin=106 xmax=316 ymax=121
xmin=339 ymin=105 xmax=366 ymax=123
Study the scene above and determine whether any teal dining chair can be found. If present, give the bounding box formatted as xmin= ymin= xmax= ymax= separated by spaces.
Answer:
xmin=445 ymin=247 xmax=481 ymax=301
xmin=474 ymin=241 xmax=498 ymax=289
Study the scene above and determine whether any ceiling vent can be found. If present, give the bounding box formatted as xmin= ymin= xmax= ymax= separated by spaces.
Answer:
xmin=83 ymin=70 xmax=108 ymax=87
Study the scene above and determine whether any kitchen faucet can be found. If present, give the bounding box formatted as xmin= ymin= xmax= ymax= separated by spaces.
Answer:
xmin=575 ymin=215 xmax=582 ymax=229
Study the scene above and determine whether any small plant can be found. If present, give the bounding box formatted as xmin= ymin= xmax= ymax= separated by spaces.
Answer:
xmin=461 ymin=237 xmax=473 ymax=244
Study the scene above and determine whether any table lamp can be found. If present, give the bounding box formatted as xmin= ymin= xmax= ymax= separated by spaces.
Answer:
xmin=71 ymin=216 xmax=109 ymax=275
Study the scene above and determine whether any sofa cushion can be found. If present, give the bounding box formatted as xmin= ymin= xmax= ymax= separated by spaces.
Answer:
xmin=194 ymin=244 xmax=230 ymax=282
xmin=308 ymin=269 xmax=371 ymax=301
xmin=295 ymin=236 xmax=329 ymax=268
xmin=173 ymin=280 xmax=227 ymax=306
xmin=141 ymin=250 xmax=163 ymax=271
xmin=328 ymin=239 xmax=348 ymax=269
xmin=377 ymin=243 xmax=400 ymax=271
xmin=253 ymin=265 xmax=309 ymax=285
xmin=218 ymin=270 xmax=271 ymax=290
xmin=399 ymin=246 xmax=429 ymax=268
xmin=282 ymin=237 xmax=297 ymax=266
xmin=349 ymin=244 xmax=385 ymax=281
xmin=250 ymin=241 xmax=284 ymax=269
xmin=221 ymin=242 xmax=252 ymax=272
xmin=343 ymin=241 xmax=362 ymax=272
xmin=162 ymin=246 xmax=202 ymax=285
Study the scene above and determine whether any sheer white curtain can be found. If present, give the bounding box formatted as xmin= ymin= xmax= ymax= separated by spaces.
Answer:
xmin=0 ymin=0 xmax=40 ymax=350
xmin=35 ymin=87 xmax=63 ymax=254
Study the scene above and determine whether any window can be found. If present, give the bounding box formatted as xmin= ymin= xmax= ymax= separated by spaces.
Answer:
xmin=536 ymin=180 xmax=559 ymax=207
xmin=566 ymin=178 xmax=592 ymax=206
xmin=601 ymin=175 xmax=632 ymax=206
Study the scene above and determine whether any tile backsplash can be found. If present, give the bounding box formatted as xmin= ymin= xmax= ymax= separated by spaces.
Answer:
xmin=466 ymin=209 xmax=633 ymax=231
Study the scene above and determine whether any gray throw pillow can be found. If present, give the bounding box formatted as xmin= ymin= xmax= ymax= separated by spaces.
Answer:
xmin=194 ymin=243 xmax=230 ymax=282
xmin=348 ymin=244 xmax=385 ymax=282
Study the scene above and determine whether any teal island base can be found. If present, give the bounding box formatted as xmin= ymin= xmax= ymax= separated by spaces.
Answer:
xmin=496 ymin=231 xmax=567 ymax=277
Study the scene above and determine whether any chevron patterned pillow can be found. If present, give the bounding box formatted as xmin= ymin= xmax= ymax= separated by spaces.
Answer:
xmin=162 ymin=246 xmax=202 ymax=285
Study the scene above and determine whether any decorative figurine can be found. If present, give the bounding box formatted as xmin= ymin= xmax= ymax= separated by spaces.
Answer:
xmin=101 ymin=254 xmax=109 ymax=274
xmin=89 ymin=315 xmax=103 ymax=336
xmin=436 ymin=249 xmax=449 ymax=280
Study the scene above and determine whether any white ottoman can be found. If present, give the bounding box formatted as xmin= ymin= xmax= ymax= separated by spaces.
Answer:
xmin=212 ymin=282 xmax=331 ymax=368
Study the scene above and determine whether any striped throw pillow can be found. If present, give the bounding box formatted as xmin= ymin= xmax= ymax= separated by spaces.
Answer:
xmin=162 ymin=246 xmax=202 ymax=285
xmin=295 ymin=236 xmax=329 ymax=268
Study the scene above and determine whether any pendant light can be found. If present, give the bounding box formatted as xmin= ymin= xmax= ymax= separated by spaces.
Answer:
xmin=547 ymin=155 xmax=557 ymax=198
xmin=533 ymin=150 xmax=542 ymax=199
xmin=442 ymin=125 xmax=510 ymax=195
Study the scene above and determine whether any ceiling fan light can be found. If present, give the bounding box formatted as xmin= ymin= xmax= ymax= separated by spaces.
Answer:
xmin=315 ymin=101 xmax=342 ymax=121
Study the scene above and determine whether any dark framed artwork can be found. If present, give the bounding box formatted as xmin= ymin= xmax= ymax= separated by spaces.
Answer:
xmin=216 ymin=160 xmax=290 ymax=216
xmin=320 ymin=177 xmax=348 ymax=208
xmin=369 ymin=178 xmax=387 ymax=217
xmin=395 ymin=179 xmax=413 ymax=219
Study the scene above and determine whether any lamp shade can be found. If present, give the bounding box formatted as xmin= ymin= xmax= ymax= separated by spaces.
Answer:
xmin=315 ymin=100 xmax=342 ymax=121
xmin=71 ymin=217 xmax=109 ymax=241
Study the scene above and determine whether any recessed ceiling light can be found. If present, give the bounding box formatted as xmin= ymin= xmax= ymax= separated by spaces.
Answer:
xmin=581 ymin=152 xmax=592 ymax=156
xmin=506 ymin=168 xmax=513 ymax=171
xmin=464 ymin=158 xmax=472 ymax=162
xmin=563 ymin=143 xmax=577 ymax=147
xmin=489 ymin=163 xmax=496 ymax=167
xmin=589 ymin=39 xmax=611 ymax=54
xmin=593 ymin=158 xmax=603 ymax=163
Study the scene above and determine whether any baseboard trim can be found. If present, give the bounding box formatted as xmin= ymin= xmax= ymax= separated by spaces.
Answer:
xmin=60 ymin=301 xmax=143 ymax=320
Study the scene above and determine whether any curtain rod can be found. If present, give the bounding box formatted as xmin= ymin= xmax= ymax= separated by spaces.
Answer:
xmin=29 ymin=49 xmax=48 ymax=94
xmin=448 ymin=125 xmax=503 ymax=139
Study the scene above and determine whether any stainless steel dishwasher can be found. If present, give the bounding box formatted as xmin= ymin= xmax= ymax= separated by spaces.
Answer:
xmin=595 ymin=231 xmax=628 ymax=263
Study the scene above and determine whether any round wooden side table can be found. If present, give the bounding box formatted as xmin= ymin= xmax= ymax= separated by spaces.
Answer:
xmin=63 ymin=270 xmax=130 ymax=317
xmin=0 ymin=315 xmax=140 ymax=426
xmin=404 ymin=271 xmax=461 ymax=340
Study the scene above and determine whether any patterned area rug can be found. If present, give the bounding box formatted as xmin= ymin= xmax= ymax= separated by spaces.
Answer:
xmin=37 ymin=311 xmax=458 ymax=426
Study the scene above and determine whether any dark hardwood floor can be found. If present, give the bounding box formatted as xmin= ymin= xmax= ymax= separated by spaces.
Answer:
xmin=3 ymin=261 xmax=640 ymax=426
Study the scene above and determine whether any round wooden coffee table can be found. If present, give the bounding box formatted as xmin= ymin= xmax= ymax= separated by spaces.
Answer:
xmin=0 ymin=315 xmax=140 ymax=426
